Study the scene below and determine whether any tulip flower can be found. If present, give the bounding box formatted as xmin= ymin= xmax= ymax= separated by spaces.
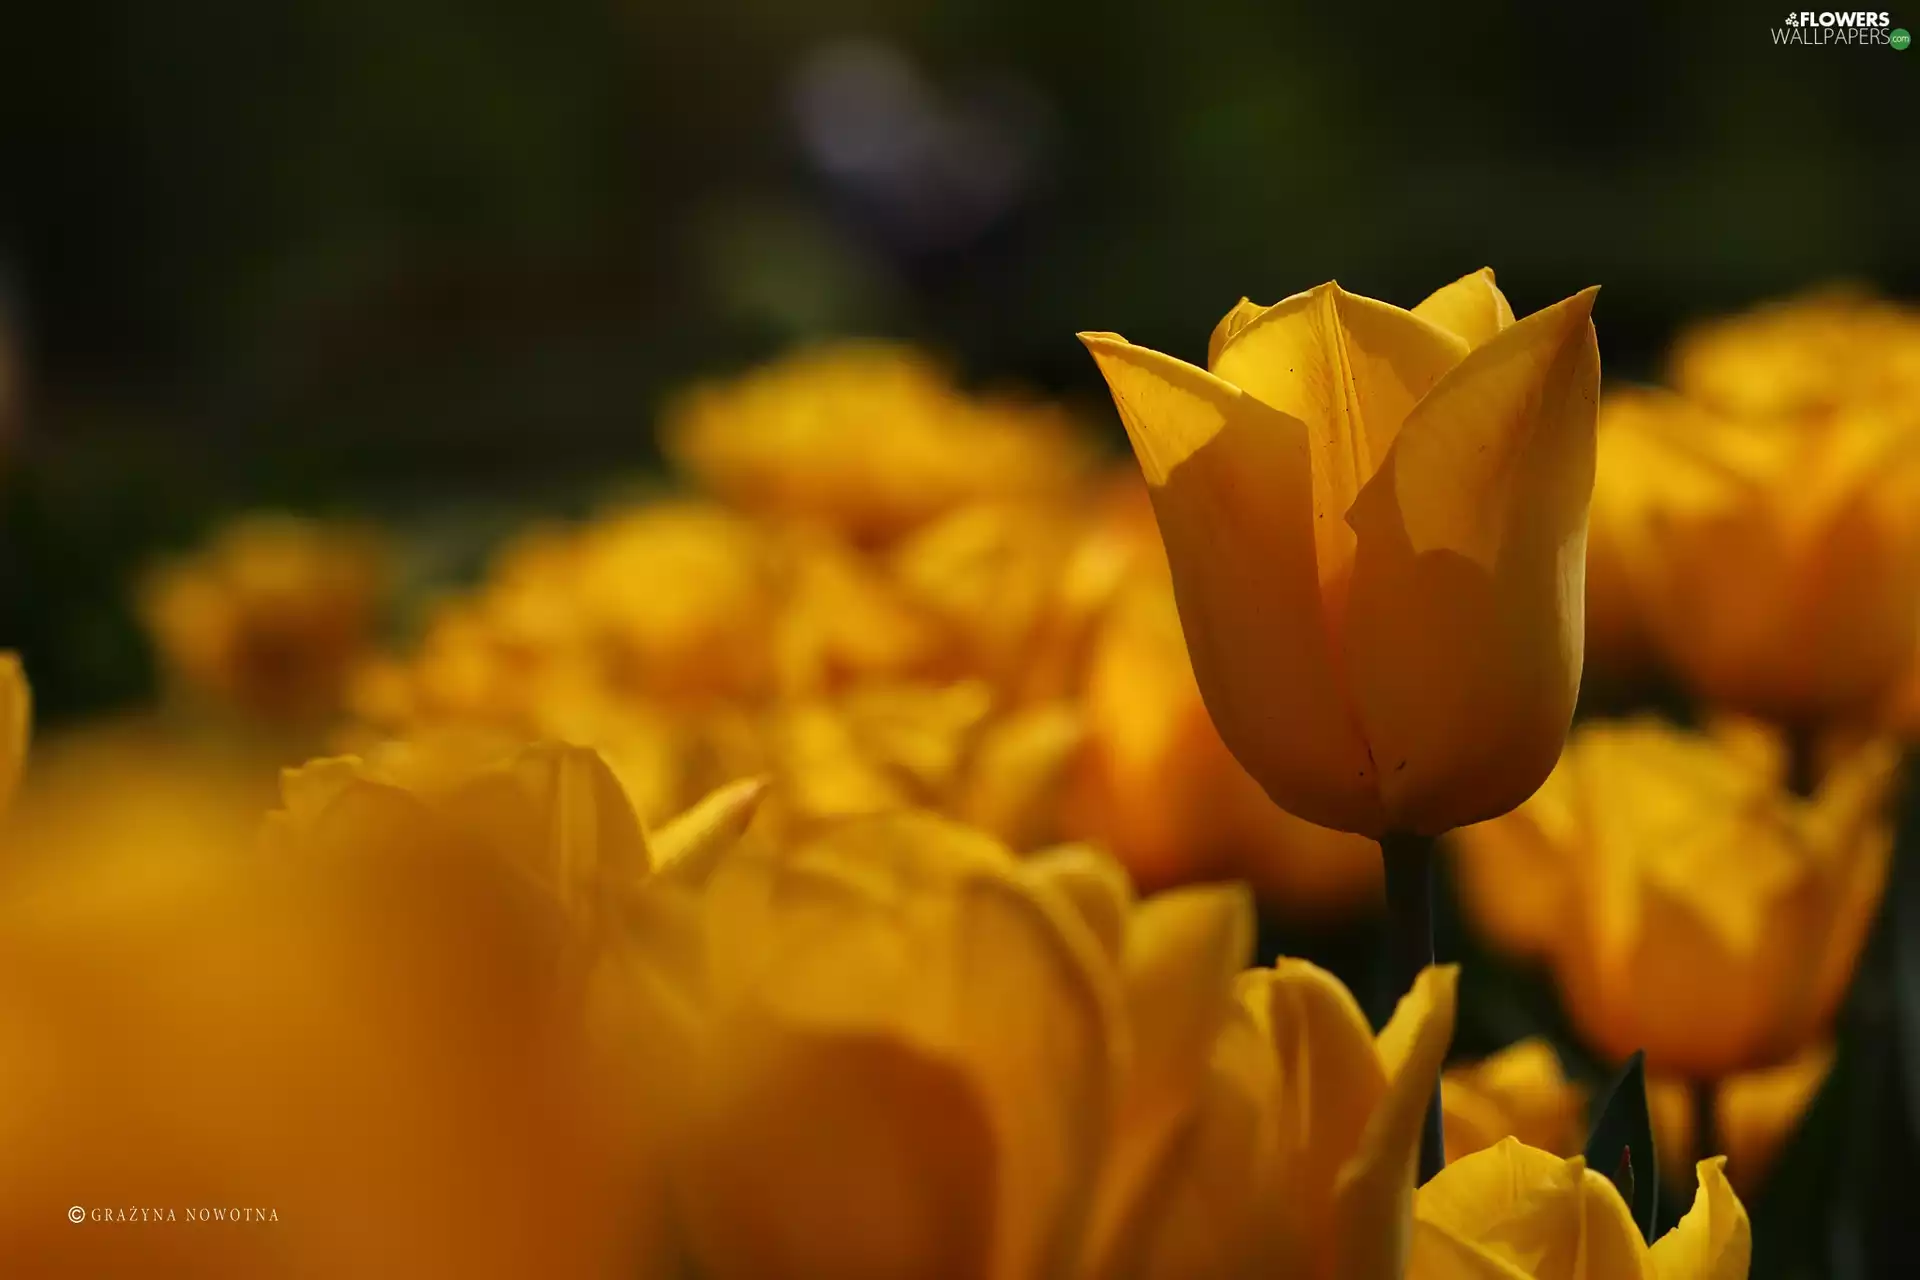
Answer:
xmin=1453 ymin=717 xmax=1895 ymax=1079
xmin=1442 ymin=1038 xmax=1586 ymax=1165
xmin=1586 ymin=389 xmax=1920 ymax=724
xmin=1080 ymin=268 xmax=1600 ymax=836
xmin=1669 ymin=292 xmax=1920 ymax=423
xmin=663 ymin=343 xmax=1091 ymax=544
xmin=1410 ymin=1139 xmax=1750 ymax=1279
xmin=622 ymin=806 xmax=1458 ymax=1280
xmin=0 ymin=667 xmax=680 ymax=1278
xmin=139 ymin=514 xmax=387 ymax=723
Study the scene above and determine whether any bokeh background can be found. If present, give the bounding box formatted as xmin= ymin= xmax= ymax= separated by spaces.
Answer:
xmin=2 ymin=3 xmax=1918 ymax=1277
xmin=5 ymin=0 xmax=1918 ymax=720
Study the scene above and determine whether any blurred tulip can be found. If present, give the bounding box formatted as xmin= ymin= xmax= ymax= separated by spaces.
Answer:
xmin=638 ymin=810 xmax=1120 ymax=1280
xmin=623 ymin=807 xmax=1458 ymax=1280
xmin=1586 ymin=389 xmax=1920 ymax=723
xmin=1441 ymin=1038 xmax=1585 ymax=1165
xmin=1081 ymin=269 xmax=1600 ymax=836
xmin=139 ymin=515 xmax=387 ymax=723
xmin=0 ymin=668 xmax=660 ymax=1278
xmin=1410 ymin=1139 xmax=1750 ymax=1279
xmin=891 ymin=499 xmax=1088 ymax=692
xmin=1648 ymin=1042 xmax=1835 ymax=1196
xmin=264 ymin=733 xmax=655 ymax=937
xmin=664 ymin=343 xmax=1090 ymax=544
xmin=1453 ymin=718 xmax=1895 ymax=1079
xmin=1670 ymin=291 xmax=1920 ymax=422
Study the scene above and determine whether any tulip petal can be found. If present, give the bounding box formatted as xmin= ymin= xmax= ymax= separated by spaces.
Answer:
xmin=1209 ymin=284 xmax=1470 ymax=594
xmin=1343 ymin=289 xmax=1600 ymax=833
xmin=1415 ymin=1139 xmax=1650 ymax=1280
xmin=1124 ymin=883 xmax=1256 ymax=1114
xmin=957 ymin=702 xmax=1086 ymax=848
xmin=1207 ymin=297 xmax=1268 ymax=370
xmin=1336 ymin=964 xmax=1460 ymax=1280
xmin=1078 ymin=333 xmax=1381 ymax=833
xmin=1249 ymin=958 xmax=1390 ymax=1279
xmin=448 ymin=744 xmax=652 ymax=922
xmin=651 ymin=775 xmax=770 ymax=886
xmin=0 ymin=654 xmax=27 ymax=817
xmin=1649 ymin=1158 xmax=1750 ymax=1280
xmin=1082 ymin=884 xmax=1256 ymax=1280
xmin=1413 ymin=268 xmax=1516 ymax=351
xmin=678 ymin=1024 xmax=998 ymax=1280
xmin=1019 ymin=843 xmax=1135 ymax=961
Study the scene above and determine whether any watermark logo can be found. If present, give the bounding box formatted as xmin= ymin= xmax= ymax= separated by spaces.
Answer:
xmin=1772 ymin=10 xmax=1904 ymax=44
xmin=69 ymin=1205 xmax=281 ymax=1224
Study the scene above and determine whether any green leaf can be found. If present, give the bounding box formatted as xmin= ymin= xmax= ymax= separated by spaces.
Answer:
xmin=1584 ymin=1049 xmax=1658 ymax=1243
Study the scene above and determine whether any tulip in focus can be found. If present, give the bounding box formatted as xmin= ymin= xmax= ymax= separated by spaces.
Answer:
xmin=1081 ymin=268 xmax=1600 ymax=836
xmin=141 ymin=514 xmax=388 ymax=723
xmin=1410 ymin=1139 xmax=1749 ymax=1279
xmin=1453 ymin=717 xmax=1895 ymax=1079
xmin=1061 ymin=484 xmax=1381 ymax=913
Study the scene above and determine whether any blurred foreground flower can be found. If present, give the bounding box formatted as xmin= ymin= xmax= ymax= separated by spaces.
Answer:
xmin=1080 ymin=268 xmax=1599 ymax=836
xmin=0 ymin=666 xmax=707 ymax=1278
xmin=621 ymin=809 xmax=1458 ymax=1279
xmin=1410 ymin=1139 xmax=1749 ymax=1279
xmin=1453 ymin=718 xmax=1895 ymax=1079
xmin=1441 ymin=1038 xmax=1585 ymax=1165
xmin=140 ymin=515 xmax=388 ymax=724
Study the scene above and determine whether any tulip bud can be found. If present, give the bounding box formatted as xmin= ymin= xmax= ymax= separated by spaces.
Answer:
xmin=1081 ymin=269 xmax=1599 ymax=836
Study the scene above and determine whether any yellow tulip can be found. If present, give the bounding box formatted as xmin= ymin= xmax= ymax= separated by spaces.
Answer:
xmin=1453 ymin=718 xmax=1895 ymax=1079
xmin=1442 ymin=1038 xmax=1586 ymax=1165
xmin=139 ymin=514 xmax=387 ymax=723
xmin=0 ymin=674 xmax=664 ymax=1278
xmin=624 ymin=804 xmax=1457 ymax=1280
xmin=1669 ymin=291 xmax=1920 ymax=423
xmin=1061 ymin=511 xmax=1381 ymax=913
xmin=637 ymin=810 xmax=1120 ymax=1280
xmin=1587 ymin=389 xmax=1920 ymax=723
xmin=1648 ymin=1042 xmax=1834 ymax=1196
xmin=1410 ymin=1139 xmax=1750 ymax=1280
xmin=663 ymin=343 xmax=1091 ymax=544
xmin=1080 ymin=268 xmax=1600 ymax=836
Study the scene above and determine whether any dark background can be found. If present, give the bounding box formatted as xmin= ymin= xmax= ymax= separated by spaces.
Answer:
xmin=5 ymin=0 xmax=1915 ymax=734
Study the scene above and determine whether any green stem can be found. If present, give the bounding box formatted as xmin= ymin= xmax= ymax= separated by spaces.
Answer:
xmin=1381 ymin=830 xmax=1446 ymax=1184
